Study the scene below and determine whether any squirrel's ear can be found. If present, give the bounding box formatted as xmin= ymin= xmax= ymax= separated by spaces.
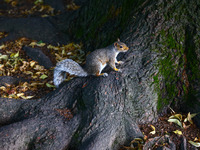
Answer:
xmin=117 ymin=38 xmax=120 ymax=42
xmin=114 ymin=42 xmax=118 ymax=46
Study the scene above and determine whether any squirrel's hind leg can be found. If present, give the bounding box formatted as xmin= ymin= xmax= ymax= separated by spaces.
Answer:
xmin=53 ymin=70 xmax=66 ymax=87
xmin=95 ymin=62 xmax=108 ymax=77
xmin=96 ymin=72 xmax=108 ymax=77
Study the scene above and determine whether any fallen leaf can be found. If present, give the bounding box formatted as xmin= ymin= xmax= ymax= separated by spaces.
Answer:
xmin=46 ymin=83 xmax=55 ymax=88
xmin=188 ymin=141 xmax=200 ymax=147
xmin=150 ymin=125 xmax=156 ymax=134
xmin=0 ymin=44 xmax=5 ymax=49
xmin=0 ymin=86 xmax=6 ymax=91
xmin=184 ymin=112 xmax=198 ymax=124
xmin=37 ymin=42 xmax=46 ymax=47
xmin=169 ymin=114 xmax=182 ymax=121
xmin=24 ymin=71 xmax=33 ymax=75
xmin=0 ymin=54 xmax=8 ymax=60
xmin=0 ymin=64 xmax=4 ymax=70
xmin=21 ymin=95 xmax=34 ymax=99
xmin=168 ymin=118 xmax=183 ymax=128
xmin=13 ymin=51 xmax=19 ymax=58
xmin=29 ymin=42 xmax=37 ymax=47
xmin=30 ymin=61 xmax=36 ymax=67
xmin=40 ymin=74 xmax=48 ymax=79
xmin=173 ymin=130 xmax=182 ymax=135
xmin=17 ymin=93 xmax=24 ymax=97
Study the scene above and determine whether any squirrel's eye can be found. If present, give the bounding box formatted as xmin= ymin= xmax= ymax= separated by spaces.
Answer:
xmin=120 ymin=46 xmax=123 ymax=48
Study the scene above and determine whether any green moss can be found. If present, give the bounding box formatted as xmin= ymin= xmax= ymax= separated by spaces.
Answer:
xmin=152 ymin=29 xmax=187 ymax=111
xmin=73 ymin=132 xmax=80 ymax=140
xmin=153 ymin=24 xmax=200 ymax=112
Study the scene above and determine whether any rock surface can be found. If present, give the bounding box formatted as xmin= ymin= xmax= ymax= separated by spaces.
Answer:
xmin=23 ymin=46 xmax=53 ymax=69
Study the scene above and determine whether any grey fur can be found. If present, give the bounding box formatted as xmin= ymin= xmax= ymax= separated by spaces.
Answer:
xmin=53 ymin=59 xmax=87 ymax=87
xmin=53 ymin=41 xmax=129 ymax=87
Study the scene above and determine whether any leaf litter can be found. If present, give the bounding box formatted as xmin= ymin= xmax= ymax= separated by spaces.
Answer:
xmin=120 ymin=111 xmax=200 ymax=150
xmin=0 ymin=35 xmax=85 ymax=99
xmin=0 ymin=0 xmax=80 ymax=17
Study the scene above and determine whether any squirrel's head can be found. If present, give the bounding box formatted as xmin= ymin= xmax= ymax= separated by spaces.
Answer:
xmin=114 ymin=39 xmax=129 ymax=52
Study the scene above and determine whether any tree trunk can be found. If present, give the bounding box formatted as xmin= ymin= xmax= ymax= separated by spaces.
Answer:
xmin=0 ymin=0 xmax=200 ymax=149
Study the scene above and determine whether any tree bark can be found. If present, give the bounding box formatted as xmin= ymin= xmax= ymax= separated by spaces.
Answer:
xmin=0 ymin=0 xmax=200 ymax=149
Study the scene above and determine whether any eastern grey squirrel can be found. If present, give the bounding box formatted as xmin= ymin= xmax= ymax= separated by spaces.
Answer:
xmin=53 ymin=39 xmax=129 ymax=87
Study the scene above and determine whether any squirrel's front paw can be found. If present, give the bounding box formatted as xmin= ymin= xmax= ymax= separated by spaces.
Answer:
xmin=117 ymin=61 xmax=124 ymax=64
xmin=102 ymin=73 xmax=108 ymax=77
xmin=118 ymin=69 xmax=122 ymax=72
xmin=114 ymin=67 xmax=122 ymax=72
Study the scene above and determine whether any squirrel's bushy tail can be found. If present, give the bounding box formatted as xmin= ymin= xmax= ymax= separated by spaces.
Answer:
xmin=53 ymin=59 xmax=88 ymax=87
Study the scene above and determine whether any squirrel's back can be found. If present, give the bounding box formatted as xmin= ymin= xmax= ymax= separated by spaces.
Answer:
xmin=84 ymin=46 xmax=114 ymax=75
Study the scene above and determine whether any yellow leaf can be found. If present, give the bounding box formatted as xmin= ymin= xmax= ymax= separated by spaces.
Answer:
xmin=24 ymin=71 xmax=33 ymax=75
xmin=13 ymin=51 xmax=19 ymax=58
xmin=47 ymin=45 xmax=59 ymax=50
xmin=62 ymin=49 xmax=66 ymax=55
xmin=29 ymin=42 xmax=37 ymax=47
xmin=41 ymin=14 xmax=49 ymax=17
xmin=11 ymin=1 xmax=17 ymax=7
xmin=66 ymin=2 xmax=80 ymax=10
xmin=47 ymin=45 xmax=53 ymax=49
xmin=32 ymin=76 xmax=39 ymax=79
xmin=40 ymin=74 xmax=48 ymax=79
xmin=190 ymin=113 xmax=198 ymax=118
xmin=150 ymin=130 xmax=156 ymax=135
xmin=30 ymin=61 xmax=36 ymax=67
xmin=39 ymin=5 xmax=45 ymax=12
xmin=130 ymin=138 xmax=144 ymax=144
xmin=150 ymin=125 xmax=156 ymax=134
xmin=17 ymin=93 xmax=24 ymax=97
xmin=150 ymin=125 xmax=155 ymax=130
xmin=34 ymin=0 xmax=43 ymax=5
xmin=65 ymin=43 xmax=73 ymax=49
xmin=182 ymin=122 xmax=190 ymax=129
xmin=184 ymin=112 xmax=198 ymax=124
xmin=8 ymin=94 xmax=17 ymax=99
xmin=55 ymin=53 xmax=63 ymax=61
xmin=0 ymin=86 xmax=6 ymax=91
xmin=0 ymin=44 xmax=5 ymax=49
xmin=169 ymin=114 xmax=182 ymax=121
xmin=5 ymin=83 xmax=11 ymax=87
xmin=173 ymin=130 xmax=182 ymax=135
xmin=46 ymin=83 xmax=55 ymax=88
xmin=0 ymin=64 xmax=4 ymax=70
xmin=168 ymin=118 xmax=183 ymax=128
xmin=67 ymin=52 xmax=72 ymax=55
xmin=189 ymin=141 xmax=200 ymax=147
xmin=20 ymin=95 xmax=34 ymax=99
xmin=0 ymin=54 xmax=8 ymax=60
xmin=34 ymin=65 xmax=44 ymax=70
xmin=37 ymin=42 xmax=46 ymax=47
